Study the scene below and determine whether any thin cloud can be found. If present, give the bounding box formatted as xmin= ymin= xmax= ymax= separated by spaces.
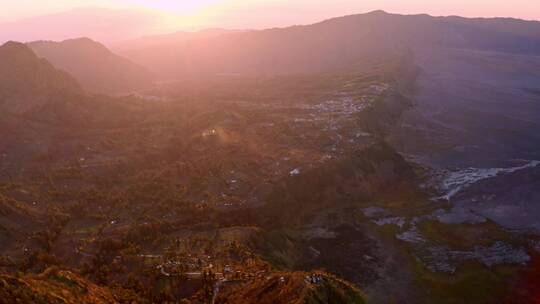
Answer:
xmin=0 ymin=7 xmax=164 ymax=44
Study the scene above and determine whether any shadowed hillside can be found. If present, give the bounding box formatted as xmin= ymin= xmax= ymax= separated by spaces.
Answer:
xmin=28 ymin=38 xmax=153 ymax=95
xmin=0 ymin=41 xmax=81 ymax=114
xmin=114 ymin=10 xmax=540 ymax=79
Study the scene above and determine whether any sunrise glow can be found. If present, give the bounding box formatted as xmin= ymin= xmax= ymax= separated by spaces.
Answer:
xmin=2 ymin=0 xmax=539 ymax=29
xmin=2 ymin=0 xmax=540 ymax=303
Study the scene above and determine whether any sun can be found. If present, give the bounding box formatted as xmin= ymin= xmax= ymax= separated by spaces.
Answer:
xmin=129 ymin=0 xmax=226 ymax=14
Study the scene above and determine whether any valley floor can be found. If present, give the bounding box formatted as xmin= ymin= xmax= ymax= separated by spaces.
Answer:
xmin=1 ymin=53 xmax=539 ymax=303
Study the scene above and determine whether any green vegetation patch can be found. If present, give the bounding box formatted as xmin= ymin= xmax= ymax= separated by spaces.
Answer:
xmin=412 ymin=257 xmax=520 ymax=303
xmin=417 ymin=220 xmax=513 ymax=251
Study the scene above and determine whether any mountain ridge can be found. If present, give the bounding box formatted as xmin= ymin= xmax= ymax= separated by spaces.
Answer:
xmin=114 ymin=10 xmax=540 ymax=79
xmin=28 ymin=37 xmax=153 ymax=94
xmin=0 ymin=41 xmax=82 ymax=113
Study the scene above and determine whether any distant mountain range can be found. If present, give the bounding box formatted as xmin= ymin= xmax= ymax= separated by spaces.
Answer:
xmin=113 ymin=10 xmax=540 ymax=79
xmin=28 ymin=38 xmax=153 ymax=95
xmin=113 ymin=28 xmax=244 ymax=53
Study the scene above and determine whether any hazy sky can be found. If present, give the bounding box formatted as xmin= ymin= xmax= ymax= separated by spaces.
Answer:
xmin=1 ymin=0 xmax=539 ymax=43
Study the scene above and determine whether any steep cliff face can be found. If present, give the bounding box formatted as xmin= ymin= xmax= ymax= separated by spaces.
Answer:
xmin=357 ymin=92 xmax=413 ymax=138
xmin=262 ymin=142 xmax=418 ymax=226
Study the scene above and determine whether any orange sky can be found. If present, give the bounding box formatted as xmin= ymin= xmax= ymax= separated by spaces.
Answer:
xmin=1 ymin=0 xmax=539 ymax=43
